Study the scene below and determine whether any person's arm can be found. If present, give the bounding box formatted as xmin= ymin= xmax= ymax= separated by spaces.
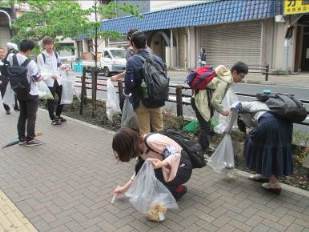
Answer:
xmin=210 ymin=80 xmax=229 ymax=116
xmin=111 ymin=71 xmax=125 ymax=81
xmin=36 ymin=54 xmax=44 ymax=70
xmin=124 ymin=59 xmax=137 ymax=95
xmin=113 ymin=174 xmax=135 ymax=196
xmin=29 ymin=61 xmax=41 ymax=82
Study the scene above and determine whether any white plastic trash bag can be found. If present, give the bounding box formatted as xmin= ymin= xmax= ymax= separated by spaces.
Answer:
xmin=125 ymin=160 xmax=178 ymax=222
xmin=60 ymin=72 xmax=74 ymax=105
xmin=208 ymin=134 xmax=235 ymax=173
xmin=0 ymin=93 xmax=5 ymax=114
xmin=37 ymin=81 xmax=53 ymax=99
xmin=121 ymin=96 xmax=139 ymax=131
xmin=211 ymin=89 xmax=239 ymax=134
xmin=2 ymin=82 xmax=15 ymax=107
xmin=106 ymin=79 xmax=121 ymax=122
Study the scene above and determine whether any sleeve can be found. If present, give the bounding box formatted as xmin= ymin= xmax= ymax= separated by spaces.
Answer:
xmin=37 ymin=54 xmax=44 ymax=70
xmin=124 ymin=58 xmax=136 ymax=95
xmin=29 ymin=61 xmax=40 ymax=81
xmin=210 ymin=80 xmax=229 ymax=114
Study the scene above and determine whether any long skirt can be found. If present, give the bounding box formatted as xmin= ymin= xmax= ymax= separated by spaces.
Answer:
xmin=244 ymin=112 xmax=293 ymax=178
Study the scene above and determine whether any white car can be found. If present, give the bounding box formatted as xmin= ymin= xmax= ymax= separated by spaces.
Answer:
xmin=100 ymin=47 xmax=126 ymax=76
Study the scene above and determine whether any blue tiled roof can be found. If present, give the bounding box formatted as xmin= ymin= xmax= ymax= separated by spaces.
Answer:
xmin=101 ymin=0 xmax=280 ymax=33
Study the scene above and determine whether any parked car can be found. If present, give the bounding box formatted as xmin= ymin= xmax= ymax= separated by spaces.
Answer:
xmin=100 ymin=47 xmax=126 ymax=76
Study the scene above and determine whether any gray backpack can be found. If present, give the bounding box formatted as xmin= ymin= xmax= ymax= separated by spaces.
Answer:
xmin=137 ymin=55 xmax=169 ymax=108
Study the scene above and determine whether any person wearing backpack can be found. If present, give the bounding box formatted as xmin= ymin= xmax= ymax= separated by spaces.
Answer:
xmin=234 ymin=98 xmax=294 ymax=194
xmin=124 ymin=31 xmax=168 ymax=135
xmin=112 ymin=127 xmax=192 ymax=201
xmin=7 ymin=40 xmax=42 ymax=146
xmin=190 ymin=62 xmax=248 ymax=153
xmin=37 ymin=37 xmax=65 ymax=126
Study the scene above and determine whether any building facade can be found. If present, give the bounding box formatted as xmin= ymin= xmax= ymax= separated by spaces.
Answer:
xmin=102 ymin=0 xmax=309 ymax=73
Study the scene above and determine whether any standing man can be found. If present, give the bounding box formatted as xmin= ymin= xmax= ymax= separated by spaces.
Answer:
xmin=0 ymin=47 xmax=11 ymax=114
xmin=199 ymin=48 xmax=207 ymax=67
xmin=37 ymin=37 xmax=65 ymax=126
xmin=7 ymin=40 xmax=42 ymax=146
xmin=124 ymin=32 xmax=167 ymax=135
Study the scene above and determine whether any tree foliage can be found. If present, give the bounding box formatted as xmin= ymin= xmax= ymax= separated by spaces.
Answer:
xmin=7 ymin=0 xmax=140 ymax=42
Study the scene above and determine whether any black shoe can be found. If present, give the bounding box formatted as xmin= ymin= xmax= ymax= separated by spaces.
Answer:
xmin=57 ymin=116 xmax=66 ymax=122
xmin=51 ymin=119 xmax=62 ymax=126
xmin=6 ymin=110 xmax=10 ymax=115
xmin=24 ymin=139 xmax=43 ymax=147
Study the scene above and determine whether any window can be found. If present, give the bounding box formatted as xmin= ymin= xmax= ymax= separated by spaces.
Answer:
xmin=104 ymin=51 xmax=111 ymax=59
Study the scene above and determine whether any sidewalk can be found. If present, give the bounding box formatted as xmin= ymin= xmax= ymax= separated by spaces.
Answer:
xmin=168 ymin=71 xmax=309 ymax=88
xmin=0 ymin=110 xmax=308 ymax=232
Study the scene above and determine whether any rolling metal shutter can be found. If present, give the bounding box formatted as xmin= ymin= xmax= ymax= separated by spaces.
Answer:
xmin=199 ymin=21 xmax=262 ymax=67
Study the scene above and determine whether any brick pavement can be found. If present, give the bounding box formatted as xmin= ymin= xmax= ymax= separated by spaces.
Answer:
xmin=0 ymin=109 xmax=308 ymax=232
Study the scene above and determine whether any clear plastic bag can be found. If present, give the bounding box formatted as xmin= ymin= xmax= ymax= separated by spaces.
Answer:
xmin=212 ymin=89 xmax=239 ymax=134
xmin=106 ymin=79 xmax=121 ymax=122
xmin=208 ymin=134 xmax=235 ymax=173
xmin=37 ymin=81 xmax=53 ymax=100
xmin=0 ymin=93 xmax=5 ymax=114
xmin=125 ymin=160 xmax=178 ymax=222
xmin=2 ymin=82 xmax=15 ymax=108
xmin=60 ymin=72 xmax=74 ymax=105
xmin=121 ymin=96 xmax=139 ymax=131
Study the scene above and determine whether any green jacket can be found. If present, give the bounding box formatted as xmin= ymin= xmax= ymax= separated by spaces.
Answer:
xmin=194 ymin=65 xmax=233 ymax=121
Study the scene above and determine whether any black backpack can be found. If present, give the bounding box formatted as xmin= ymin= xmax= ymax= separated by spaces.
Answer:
xmin=137 ymin=55 xmax=169 ymax=108
xmin=256 ymin=93 xmax=307 ymax=123
xmin=145 ymin=130 xmax=206 ymax=169
xmin=7 ymin=55 xmax=31 ymax=99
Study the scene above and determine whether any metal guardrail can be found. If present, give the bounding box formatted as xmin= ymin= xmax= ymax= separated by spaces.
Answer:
xmin=77 ymin=68 xmax=309 ymax=126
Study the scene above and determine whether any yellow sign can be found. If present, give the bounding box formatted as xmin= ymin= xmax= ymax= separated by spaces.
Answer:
xmin=284 ymin=0 xmax=309 ymax=15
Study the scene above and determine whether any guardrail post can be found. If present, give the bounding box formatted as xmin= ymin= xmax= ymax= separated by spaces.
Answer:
xmin=176 ymin=85 xmax=183 ymax=117
xmin=80 ymin=67 xmax=86 ymax=115
xmin=265 ymin=64 xmax=269 ymax=81
xmin=117 ymin=80 xmax=124 ymax=110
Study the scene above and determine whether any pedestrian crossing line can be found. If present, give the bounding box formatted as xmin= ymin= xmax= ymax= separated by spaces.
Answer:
xmin=0 ymin=191 xmax=38 ymax=232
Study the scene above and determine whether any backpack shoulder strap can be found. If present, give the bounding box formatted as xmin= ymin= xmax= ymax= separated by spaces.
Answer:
xmin=42 ymin=53 xmax=46 ymax=63
xmin=21 ymin=58 xmax=31 ymax=67
xmin=12 ymin=55 xmax=19 ymax=66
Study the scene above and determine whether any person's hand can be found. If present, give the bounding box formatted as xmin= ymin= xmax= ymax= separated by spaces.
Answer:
xmin=221 ymin=111 xmax=230 ymax=117
xmin=148 ymin=158 xmax=165 ymax=169
xmin=113 ymin=185 xmax=126 ymax=196
xmin=111 ymin=74 xmax=120 ymax=81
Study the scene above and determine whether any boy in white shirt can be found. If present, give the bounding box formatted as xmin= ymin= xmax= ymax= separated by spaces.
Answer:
xmin=7 ymin=40 xmax=42 ymax=146
xmin=37 ymin=37 xmax=65 ymax=125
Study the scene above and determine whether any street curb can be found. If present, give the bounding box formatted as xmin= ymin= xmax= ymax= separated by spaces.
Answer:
xmin=46 ymin=109 xmax=309 ymax=198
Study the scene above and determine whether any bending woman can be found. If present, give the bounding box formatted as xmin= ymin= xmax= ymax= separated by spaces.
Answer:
xmin=236 ymin=101 xmax=293 ymax=194
xmin=112 ymin=128 xmax=192 ymax=201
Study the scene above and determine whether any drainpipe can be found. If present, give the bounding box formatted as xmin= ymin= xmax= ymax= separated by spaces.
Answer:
xmin=170 ymin=29 xmax=173 ymax=69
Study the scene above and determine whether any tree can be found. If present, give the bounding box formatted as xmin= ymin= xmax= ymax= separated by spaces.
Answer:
xmin=6 ymin=0 xmax=140 ymax=116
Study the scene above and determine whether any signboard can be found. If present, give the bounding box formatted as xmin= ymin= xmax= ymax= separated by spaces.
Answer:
xmin=284 ymin=0 xmax=309 ymax=15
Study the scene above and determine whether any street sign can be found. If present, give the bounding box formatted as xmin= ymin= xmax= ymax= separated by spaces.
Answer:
xmin=284 ymin=0 xmax=309 ymax=15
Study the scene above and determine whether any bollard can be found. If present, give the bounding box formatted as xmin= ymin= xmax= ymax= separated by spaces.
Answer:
xmin=80 ymin=67 xmax=86 ymax=115
xmin=265 ymin=64 xmax=269 ymax=81
xmin=176 ymin=86 xmax=183 ymax=117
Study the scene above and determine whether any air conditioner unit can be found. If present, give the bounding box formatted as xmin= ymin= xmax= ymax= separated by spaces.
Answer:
xmin=275 ymin=15 xmax=285 ymax=23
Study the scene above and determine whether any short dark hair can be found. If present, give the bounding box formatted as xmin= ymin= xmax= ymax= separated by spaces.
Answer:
xmin=112 ymin=128 xmax=140 ymax=162
xmin=127 ymin=29 xmax=138 ymax=41
xmin=42 ymin=36 xmax=54 ymax=46
xmin=19 ymin=40 xmax=35 ymax=52
xmin=231 ymin=62 xmax=248 ymax=74
xmin=131 ymin=31 xmax=146 ymax=49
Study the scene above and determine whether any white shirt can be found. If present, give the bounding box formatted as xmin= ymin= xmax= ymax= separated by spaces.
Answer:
xmin=37 ymin=50 xmax=62 ymax=87
xmin=8 ymin=53 xmax=40 ymax=96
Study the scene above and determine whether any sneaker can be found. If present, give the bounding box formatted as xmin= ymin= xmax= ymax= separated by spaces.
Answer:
xmin=249 ymin=174 xmax=269 ymax=183
xmin=18 ymin=138 xmax=26 ymax=145
xmin=57 ymin=116 xmax=66 ymax=122
xmin=174 ymin=185 xmax=187 ymax=201
xmin=24 ymin=139 xmax=43 ymax=147
xmin=51 ymin=119 xmax=62 ymax=126
xmin=261 ymin=183 xmax=282 ymax=195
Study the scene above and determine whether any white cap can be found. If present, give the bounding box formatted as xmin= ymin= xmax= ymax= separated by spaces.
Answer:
xmin=6 ymin=42 xmax=18 ymax=51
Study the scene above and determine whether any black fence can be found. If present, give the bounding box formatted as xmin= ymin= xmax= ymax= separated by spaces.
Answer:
xmin=76 ymin=68 xmax=308 ymax=126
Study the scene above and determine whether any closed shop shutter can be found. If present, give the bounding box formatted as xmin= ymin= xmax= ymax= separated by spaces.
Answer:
xmin=199 ymin=21 xmax=261 ymax=67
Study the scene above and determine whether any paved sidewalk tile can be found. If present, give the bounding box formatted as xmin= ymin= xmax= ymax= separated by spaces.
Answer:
xmin=0 ymin=110 xmax=308 ymax=232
